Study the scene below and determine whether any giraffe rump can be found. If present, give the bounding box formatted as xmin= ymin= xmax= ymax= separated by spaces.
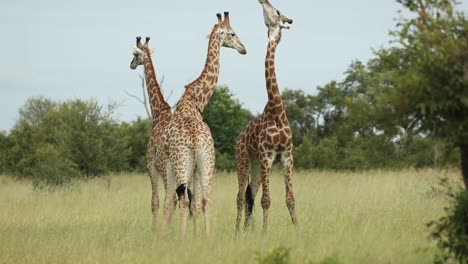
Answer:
xmin=176 ymin=184 xmax=193 ymax=217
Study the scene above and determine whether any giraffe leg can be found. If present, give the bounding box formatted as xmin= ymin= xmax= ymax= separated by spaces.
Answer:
xmin=192 ymin=169 xmax=203 ymax=238
xmin=168 ymin=147 xmax=193 ymax=240
xmin=161 ymin=161 xmax=176 ymax=237
xmin=156 ymin=153 xmax=176 ymax=230
xmin=199 ymin=144 xmax=214 ymax=239
xmin=282 ymin=151 xmax=298 ymax=226
xmin=235 ymin=144 xmax=249 ymax=237
xmin=148 ymin=159 xmax=159 ymax=234
xmin=244 ymin=158 xmax=261 ymax=232
xmin=202 ymin=182 xmax=212 ymax=239
xmin=260 ymin=154 xmax=274 ymax=236
xmin=168 ymin=193 xmax=177 ymax=230
xmin=177 ymin=183 xmax=191 ymax=240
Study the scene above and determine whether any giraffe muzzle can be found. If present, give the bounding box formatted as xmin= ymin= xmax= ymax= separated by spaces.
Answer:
xmin=281 ymin=15 xmax=293 ymax=25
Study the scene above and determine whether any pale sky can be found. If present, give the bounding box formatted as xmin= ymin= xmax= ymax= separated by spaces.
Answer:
xmin=1 ymin=0 xmax=466 ymax=132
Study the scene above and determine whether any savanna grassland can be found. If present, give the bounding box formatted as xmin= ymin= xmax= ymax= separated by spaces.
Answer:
xmin=0 ymin=169 xmax=462 ymax=263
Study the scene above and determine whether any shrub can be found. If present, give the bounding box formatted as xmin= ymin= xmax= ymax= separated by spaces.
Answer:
xmin=256 ymin=246 xmax=291 ymax=264
xmin=310 ymin=137 xmax=340 ymax=170
xmin=215 ymin=150 xmax=236 ymax=172
xmin=0 ymin=132 xmax=14 ymax=174
xmin=294 ymin=136 xmax=316 ymax=170
xmin=28 ymin=144 xmax=80 ymax=189
xmin=429 ymin=189 xmax=468 ymax=263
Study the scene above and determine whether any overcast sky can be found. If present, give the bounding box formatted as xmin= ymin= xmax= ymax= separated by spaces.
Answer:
xmin=1 ymin=0 xmax=466 ymax=132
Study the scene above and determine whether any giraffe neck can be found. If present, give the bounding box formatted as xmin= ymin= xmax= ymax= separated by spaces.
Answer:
xmin=263 ymin=34 xmax=285 ymax=120
xmin=142 ymin=49 xmax=171 ymax=126
xmin=176 ymin=25 xmax=221 ymax=115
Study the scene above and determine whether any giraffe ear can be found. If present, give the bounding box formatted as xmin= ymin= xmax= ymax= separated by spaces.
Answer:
xmin=149 ymin=47 xmax=155 ymax=54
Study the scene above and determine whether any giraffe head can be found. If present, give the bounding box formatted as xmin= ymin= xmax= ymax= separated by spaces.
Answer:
xmin=216 ymin=12 xmax=247 ymax=55
xmin=258 ymin=0 xmax=293 ymax=41
xmin=130 ymin=36 xmax=154 ymax=70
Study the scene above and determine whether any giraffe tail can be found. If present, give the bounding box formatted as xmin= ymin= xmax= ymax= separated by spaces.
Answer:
xmin=187 ymin=130 xmax=198 ymax=218
xmin=176 ymin=183 xmax=193 ymax=217
xmin=245 ymin=184 xmax=254 ymax=217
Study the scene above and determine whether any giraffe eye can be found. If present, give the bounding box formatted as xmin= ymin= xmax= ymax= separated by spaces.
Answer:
xmin=230 ymin=33 xmax=236 ymax=37
xmin=276 ymin=10 xmax=281 ymax=16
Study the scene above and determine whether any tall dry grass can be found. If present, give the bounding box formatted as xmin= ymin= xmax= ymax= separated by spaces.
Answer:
xmin=0 ymin=169 xmax=462 ymax=263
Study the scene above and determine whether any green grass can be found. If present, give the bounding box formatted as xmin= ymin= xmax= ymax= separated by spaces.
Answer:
xmin=0 ymin=169 xmax=462 ymax=263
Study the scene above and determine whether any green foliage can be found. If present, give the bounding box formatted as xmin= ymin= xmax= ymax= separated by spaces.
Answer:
xmin=214 ymin=149 xmax=236 ymax=172
xmin=375 ymin=0 xmax=468 ymax=181
xmin=256 ymin=247 xmax=291 ymax=264
xmin=118 ymin=118 xmax=152 ymax=172
xmin=7 ymin=119 xmax=80 ymax=187
xmin=17 ymin=97 xmax=56 ymax=127
xmin=4 ymin=97 xmax=139 ymax=185
xmin=429 ymin=190 xmax=468 ymax=263
xmin=29 ymin=144 xmax=80 ymax=189
xmin=204 ymin=86 xmax=253 ymax=171
xmin=391 ymin=1 xmax=468 ymax=144
xmin=399 ymin=136 xmax=435 ymax=168
xmin=0 ymin=131 xmax=13 ymax=174
xmin=294 ymin=136 xmax=338 ymax=170
xmin=282 ymin=89 xmax=318 ymax=145
xmin=283 ymin=0 xmax=465 ymax=172
xmin=293 ymin=136 xmax=316 ymax=170
xmin=1 ymin=87 xmax=254 ymax=185
xmin=339 ymin=138 xmax=369 ymax=171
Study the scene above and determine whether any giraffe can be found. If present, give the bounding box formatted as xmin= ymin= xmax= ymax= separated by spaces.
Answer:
xmin=235 ymin=0 xmax=296 ymax=236
xmin=130 ymin=36 xmax=173 ymax=233
xmin=258 ymin=0 xmax=293 ymax=37
xmin=161 ymin=12 xmax=247 ymax=239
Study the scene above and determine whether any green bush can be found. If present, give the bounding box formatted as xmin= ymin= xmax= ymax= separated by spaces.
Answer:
xmin=119 ymin=118 xmax=151 ymax=172
xmin=0 ymin=132 xmax=13 ymax=174
xmin=4 ymin=98 xmax=138 ymax=183
xmin=28 ymin=144 xmax=80 ymax=189
xmin=398 ymin=136 xmax=435 ymax=168
xmin=204 ymin=86 xmax=253 ymax=172
xmin=429 ymin=190 xmax=468 ymax=263
xmin=362 ymin=135 xmax=399 ymax=169
xmin=293 ymin=136 xmax=316 ymax=170
xmin=311 ymin=137 xmax=340 ymax=170
xmin=338 ymin=140 xmax=368 ymax=171
xmin=214 ymin=149 xmax=235 ymax=172
xmin=256 ymin=247 xmax=291 ymax=264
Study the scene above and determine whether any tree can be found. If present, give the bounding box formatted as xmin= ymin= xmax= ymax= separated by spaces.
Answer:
xmin=117 ymin=117 xmax=152 ymax=172
xmin=376 ymin=0 xmax=468 ymax=186
xmin=8 ymin=97 xmax=134 ymax=183
xmin=203 ymin=86 xmax=253 ymax=170
xmin=18 ymin=97 xmax=56 ymax=127
xmin=0 ymin=131 xmax=13 ymax=174
xmin=282 ymin=89 xmax=318 ymax=145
